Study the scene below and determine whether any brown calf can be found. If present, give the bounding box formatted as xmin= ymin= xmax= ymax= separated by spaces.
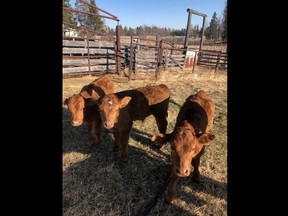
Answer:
xmin=152 ymin=90 xmax=215 ymax=204
xmin=63 ymin=75 xmax=115 ymax=146
xmin=97 ymin=84 xmax=170 ymax=162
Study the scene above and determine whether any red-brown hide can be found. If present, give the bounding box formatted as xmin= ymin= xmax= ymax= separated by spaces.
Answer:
xmin=63 ymin=75 xmax=115 ymax=146
xmin=151 ymin=90 xmax=215 ymax=204
xmin=97 ymin=84 xmax=170 ymax=162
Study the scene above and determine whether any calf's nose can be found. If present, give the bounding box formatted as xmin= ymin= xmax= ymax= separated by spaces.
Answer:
xmin=176 ymin=167 xmax=190 ymax=176
xmin=71 ymin=121 xmax=82 ymax=126
xmin=104 ymin=121 xmax=113 ymax=129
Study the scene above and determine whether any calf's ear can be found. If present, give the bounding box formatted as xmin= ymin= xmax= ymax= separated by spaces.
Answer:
xmin=63 ymin=97 xmax=69 ymax=107
xmin=197 ymin=133 xmax=215 ymax=145
xmin=119 ymin=96 xmax=131 ymax=108
xmin=80 ymin=91 xmax=91 ymax=99
xmin=151 ymin=133 xmax=170 ymax=144
xmin=90 ymin=89 xmax=100 ymax=101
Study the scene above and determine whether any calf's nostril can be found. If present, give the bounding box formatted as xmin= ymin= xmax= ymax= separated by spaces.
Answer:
xmin=71 ymin=121 xmax=82 ymax=126
xmin=104 ymin=122 xmax=111 ymax=128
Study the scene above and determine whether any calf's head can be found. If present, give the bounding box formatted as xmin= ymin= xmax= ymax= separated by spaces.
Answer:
xmin=63 ymin=88 xmax=99 ymax=126
xmin=98 ymin=94 xmax=131 ymax=129
xmin=63 ymin=94 xmax=85 ymax=126
xmin=152 ymin=121 xmax=215 ymax=177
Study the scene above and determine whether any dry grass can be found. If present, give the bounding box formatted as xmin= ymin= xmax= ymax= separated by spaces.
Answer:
xmin=63 ymin=66 xmax=227 ymax=216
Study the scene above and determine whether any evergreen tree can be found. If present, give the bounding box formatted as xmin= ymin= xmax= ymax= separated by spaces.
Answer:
xmin=136 ymin=26 xmax=145 ymax=36
xmin=127 ymin=27 xmax=135 ymax=36
xmin=75 ymin=0 xmax=89 ymax=27
xmin=222 ymin=1 xmax=227 ymax=41
xmin=216 ymin=16 xmax=222 ymax=40
xmin=63 ymin=0 xmax=76 ymax=28
xmin=204 ymin=26 xmax=210 ymax=39
xmin=74 ymin=0 xmax=105 ymax=37
xmin=107 ymin=27 xmax=115 ymax=35
xmin=206 ymin=12 xmax=219 ymax=40
xmin=123 ymin=26 xmax=128 ymax=36
xmin=88 ymin=0 xmax=105 ymax=32
xmin=192 ymin=25 xmax=200 ymax=38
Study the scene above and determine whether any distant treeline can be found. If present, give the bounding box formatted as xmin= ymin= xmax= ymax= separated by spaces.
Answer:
xmin=63 ymin=0 xmax=227 ymax=41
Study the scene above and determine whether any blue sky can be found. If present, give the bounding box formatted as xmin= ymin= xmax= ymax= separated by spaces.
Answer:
xmin=69 ymin=0 xmax=226 ymax=29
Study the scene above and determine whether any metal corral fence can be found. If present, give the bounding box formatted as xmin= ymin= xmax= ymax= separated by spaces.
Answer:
xmin=197 ymin=49 xmax=227 ymax=71
xmin=63 ymin=1 xmax=227 ymax=79
xmin=62 ymin=35 xmax=208 ymax=78
xmin=63 ymin=36 xmax=227 ymax=79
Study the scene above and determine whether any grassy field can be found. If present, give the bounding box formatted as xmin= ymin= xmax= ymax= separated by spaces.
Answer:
xmin=63 ymin=66 xmax=227 ymax=216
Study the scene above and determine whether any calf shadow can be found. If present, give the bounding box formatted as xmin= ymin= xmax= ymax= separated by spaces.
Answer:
xmin=146 ymin=171 xmax=227 ymax=216
xmin=63 ymin=105 xmax=167 ymax=157
xmin=129 ymin=127 xmax=169 ymax=156
xmin=178 ymin=174 xmax=227 ymax=201
xmin=63 ymin=141 xmax=171 ymax=215
xmin=63 ymin=107 xmax=115 ymax=154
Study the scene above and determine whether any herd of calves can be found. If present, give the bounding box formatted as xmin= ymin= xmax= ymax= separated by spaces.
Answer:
xmin=63 ymin=75 xmax=215 ymax=204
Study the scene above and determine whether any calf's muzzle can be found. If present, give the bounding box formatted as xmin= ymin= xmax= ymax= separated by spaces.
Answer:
xmin=104 ymin=121 xmax=114 ymax=129
xmin=71 ymin=120 xmax=82 ymax=126
xmin=176 ymin=167 xmax=190 ymax=177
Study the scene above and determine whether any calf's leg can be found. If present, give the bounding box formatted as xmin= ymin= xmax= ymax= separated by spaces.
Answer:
xmin=151 ymin=101 xmax=169 ymax=134
xmin=154 ymin=113 xmax=168 ymax=134
xmin=112 ymin=129 xmax=120 ymax=151
xmin=191 ymin=147 xmax=205 ymax=182
xmin=86 ymin=121 xmax=95 ymax=147
xmin=152 ymin=113 xmax=168 ymax=148
xmin=119 ymin=124 xmax=132 ymax=162
xmin=165 ymin=171 xmax=179 ymax=204
xmin=94 ymin=116 xmax=102 ymax=144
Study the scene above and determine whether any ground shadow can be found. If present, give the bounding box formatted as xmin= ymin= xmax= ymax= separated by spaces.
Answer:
xmin=63 ymin=141 xmax=226 ymax=216
xmin=63 ymin=142 xmax=171 ymax=215
xmin=63 ymin=108 xmax=226 ymax=215
xmin=63 ymin=107 xmax=116 ymax=154
xmin=63 ymin=106 xmax=167 ymax=157
xmin=129 ymin=127 xmax=169 ymax=157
